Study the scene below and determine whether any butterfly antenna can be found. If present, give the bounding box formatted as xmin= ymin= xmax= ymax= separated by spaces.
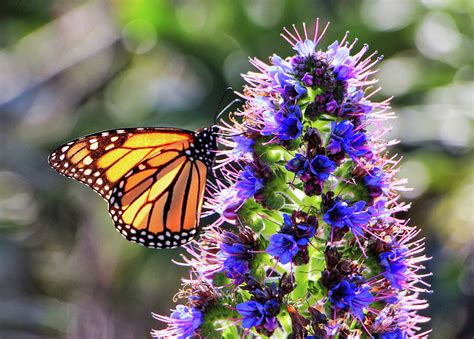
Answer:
xmin=214 ymin=98 xmax=242 ymax=124
xmin=213 ymin=87 xmax=242 ymax=123
xmin=217 ymin=87 xmax=235 ymax=108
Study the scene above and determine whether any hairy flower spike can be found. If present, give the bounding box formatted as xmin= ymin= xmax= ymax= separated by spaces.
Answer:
xmin=152 ymin=19 xmax=431 ymax=338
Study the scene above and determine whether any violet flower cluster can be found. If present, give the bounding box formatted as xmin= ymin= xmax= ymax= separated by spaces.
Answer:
xmin=152 ymin=20 xmax=431 ymax=338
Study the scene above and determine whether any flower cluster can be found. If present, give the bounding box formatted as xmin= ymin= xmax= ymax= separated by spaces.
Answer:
xmin=152 ymin=19 xmax=431 ymax=338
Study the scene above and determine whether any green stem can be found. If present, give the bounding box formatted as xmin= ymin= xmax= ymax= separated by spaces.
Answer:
xmin=291 ymin=260 xmax=311 ymax=300
xmin=283 ymin=187 xmax=304 ymax=206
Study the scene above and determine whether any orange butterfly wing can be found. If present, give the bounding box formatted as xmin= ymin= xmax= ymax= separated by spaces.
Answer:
xmin=48 ymin=128 xmax=193 ymax=199
xmin=108 ymin=149 xmax=208 ymax=248
xmin=49 ymin=127 xmax=217 ymax=249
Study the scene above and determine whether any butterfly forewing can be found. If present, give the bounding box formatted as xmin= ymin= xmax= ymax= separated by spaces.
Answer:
xmin=48 ymin=128 xmax=193 ymax=199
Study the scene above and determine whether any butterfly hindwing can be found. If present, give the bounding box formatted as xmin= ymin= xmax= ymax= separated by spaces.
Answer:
xmin=48 ymin=128 xmax=193 ymax=199
xmin=108 ymin=150 xmax=208 ymax=248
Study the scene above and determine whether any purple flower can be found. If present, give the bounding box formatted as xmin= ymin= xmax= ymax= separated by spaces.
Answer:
xmin=293 ymin=39 xmax=316 ymax=57
xmin=326 ymin=41 xmax=350 ymax=66
xmin=379 ymin=248 xmax=408 ymax=289
xmin=333 ymin=64 xmax=354 ymax=81
xmin=263 ymin=315 xmax=278 ymax=332
xmin=379 ymin=329 xmax=407 ymax=339
xmin=323 ymin=200 xmax=371 ymax=236
xmin=364 ymin=167 xmax=387 ymax=198
xmin=261 ymin=105 xmax=303 ymax=141
xmin=268 ymin=55 xmax=306 ymax=100
xmin=217 ymin=230 xmax=256 ymax=284
xmin=235 ymin=166 xmax=264 ymax=200
xmin=279 ymin=115 xmax=303 ymax=140
xmin=263 ymin=299 xmax=280 ymax=317
xmin=237 ymin=301 xmax=265 ymax=328
xmin=285 ymin=153 xmax=307 ymax=175
xmin=302 ymin=73 xmax=314 ymax=86
xmin=309 ymin=155 xmax=336 ymax=181
xmin=232 ymin=135 xmax=254 ymax=158
xmin=171 ymin=305 xmax=202 ymax=335
xmin=329 ymin=279 xmax=374 ymax=320
xmin=152 ymin=305 xmax=202 ymax=338
xmin=266 ymin=233 xmax=299 ymax=264
xmin=325 ymin=99 xmax=338 ymax=113
xmin=341 ymin=89 xmax=374 ymax=117
xmin=327 ymin=120 xmax=372 ymax=159
xmin=218 ymin=243 xmax=251 ymax=283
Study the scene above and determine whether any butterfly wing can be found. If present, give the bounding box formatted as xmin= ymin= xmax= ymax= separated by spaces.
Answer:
xmin=49 ymin=126 xmax=218 ymax=249
xmin=48 ymin=128 xmax=193 ymax=199
xmin=108 ymin=149 xmax=208 ymax=248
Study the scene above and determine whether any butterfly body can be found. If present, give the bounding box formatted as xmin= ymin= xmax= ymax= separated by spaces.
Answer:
xmin=49 ymin=126 xmax=218 ymax=248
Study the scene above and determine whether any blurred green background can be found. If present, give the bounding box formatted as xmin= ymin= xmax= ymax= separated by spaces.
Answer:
xmin=0 ymin=0 xmax=472 ymax=338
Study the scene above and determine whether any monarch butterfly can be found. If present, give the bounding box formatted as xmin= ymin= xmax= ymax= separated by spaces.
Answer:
xmin=48 ymin=126 xmax=219 ymax=249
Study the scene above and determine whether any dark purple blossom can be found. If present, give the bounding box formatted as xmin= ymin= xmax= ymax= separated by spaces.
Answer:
xmin=263 ymin=299 xmax=280 ymax=317
xmin=237 ymin=301 xmax=265 ymax=328
xmin=309 ymin=155 xmax=336 ymax=181
xmin=302 ymin=73 xmax=314 ymax=86
xmin=329 ymin=279 xmax=374 ymax=320
xmin=325 ymin=99 xmax=338 ymax=113
xmin=323 ymin=200 xmax=371 ymax=236
xmin=267 ymin=213 xmax=317 ymax=264
xmin=379 ymin=248 xmax=408 ymax=289
xmin=327 ymin=120 xmax=372 ymax=159
xmin=235 ymin=166 xmax=264 ymax=200
xmin=285 ymin=153 xmax=307 ymax=175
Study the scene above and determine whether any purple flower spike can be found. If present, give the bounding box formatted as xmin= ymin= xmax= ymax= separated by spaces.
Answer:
xmin=154 ymin=19 xmax=431 ymax=338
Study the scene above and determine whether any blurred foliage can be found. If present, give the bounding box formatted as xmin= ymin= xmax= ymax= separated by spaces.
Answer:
xmin=0 ymin=0 xmax=472 ymax=338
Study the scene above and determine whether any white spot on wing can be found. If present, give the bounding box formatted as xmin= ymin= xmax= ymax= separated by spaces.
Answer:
xmin=83 ymin=156 xmax=93 ymax=165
